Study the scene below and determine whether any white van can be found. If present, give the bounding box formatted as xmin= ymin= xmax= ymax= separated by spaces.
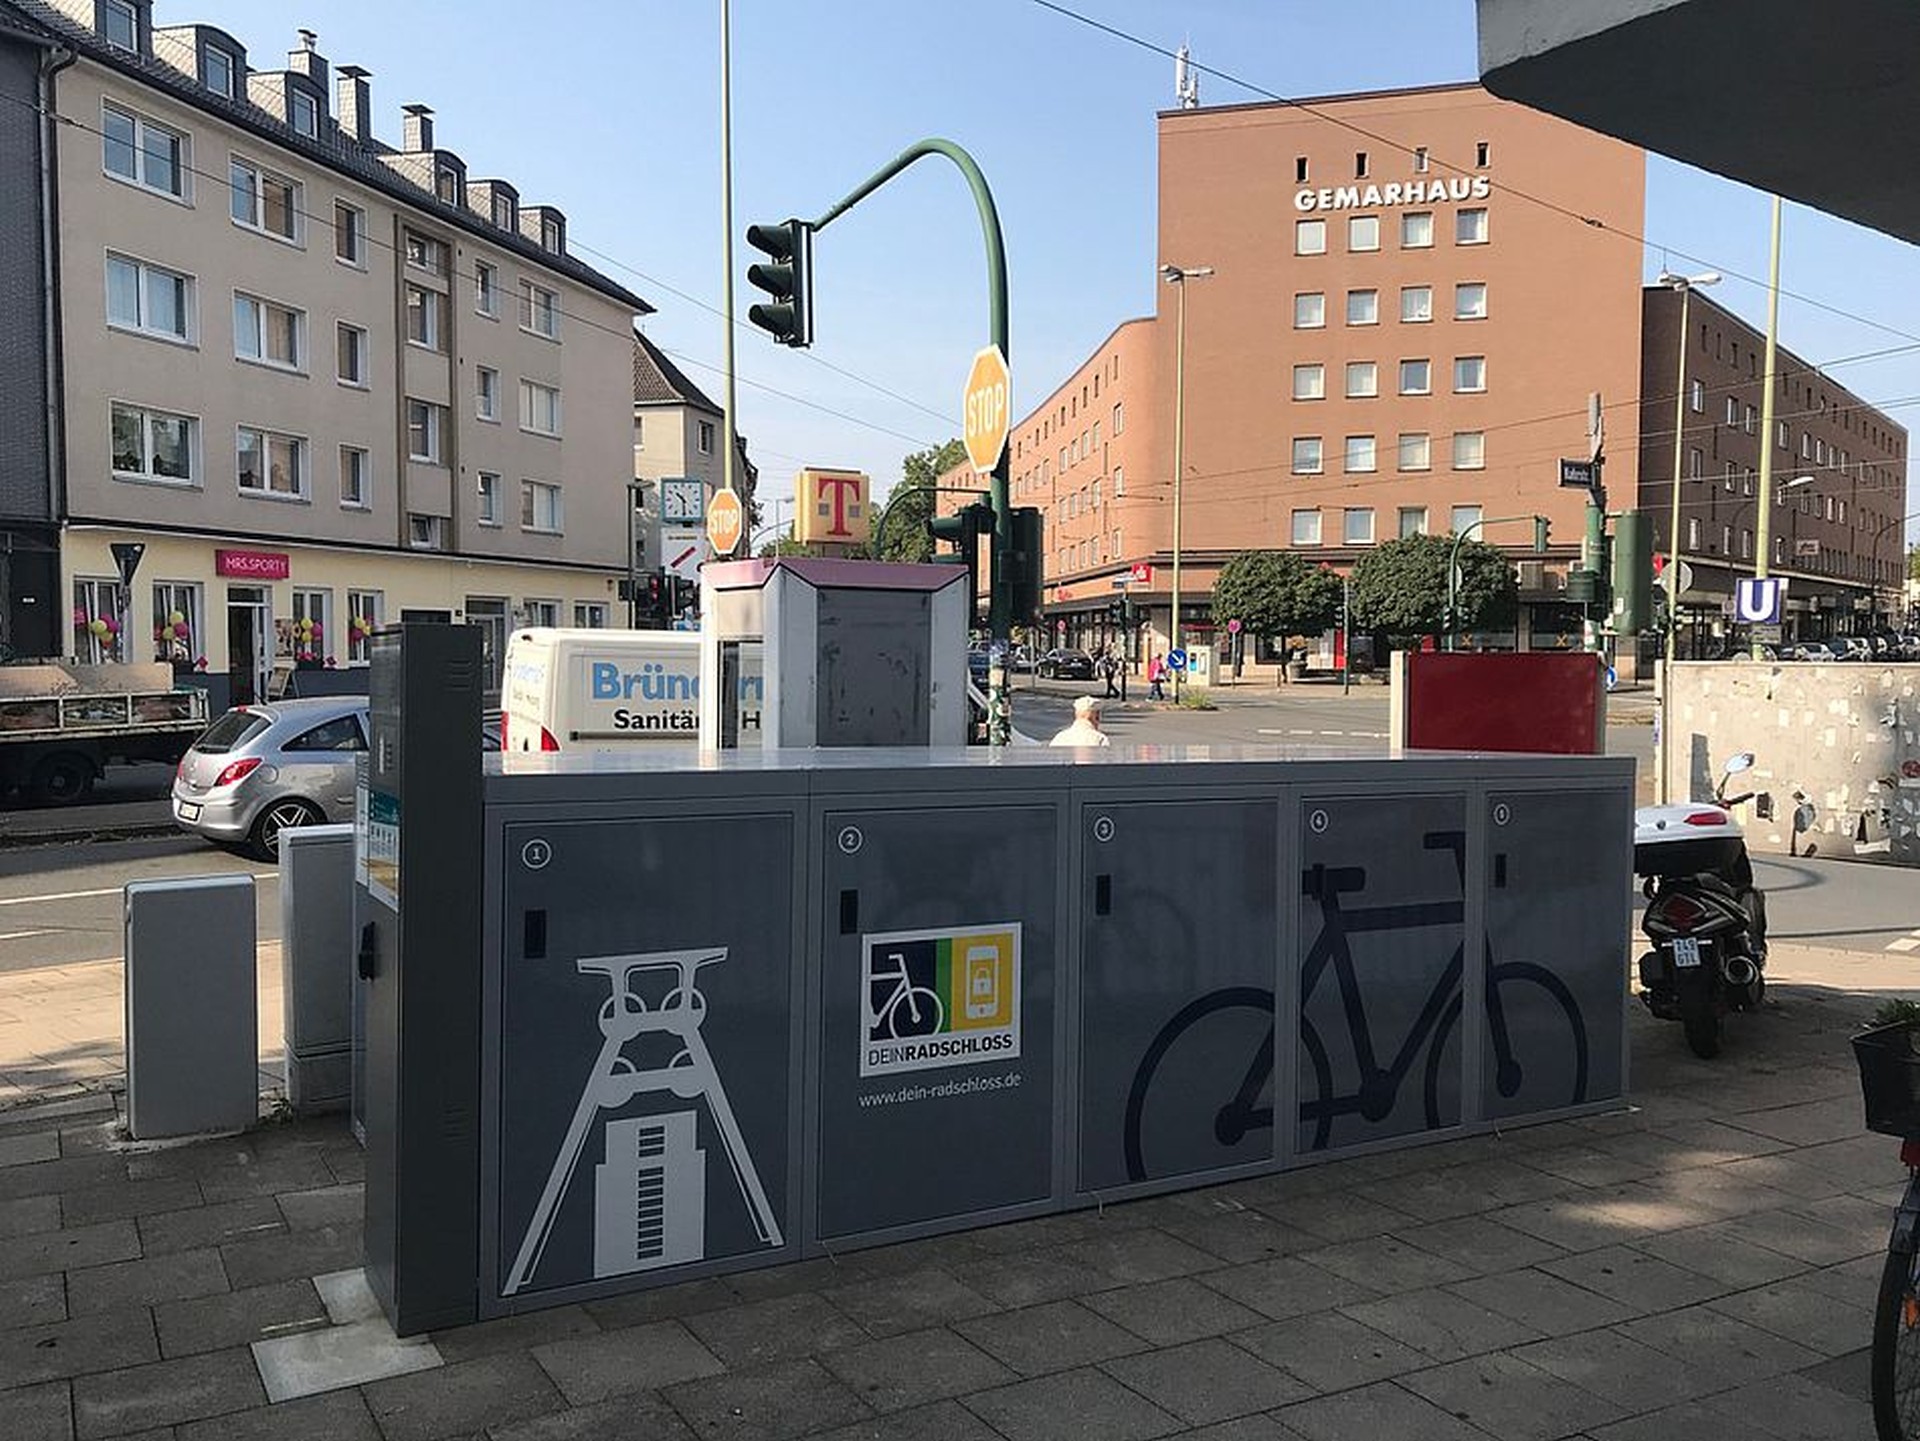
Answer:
xmin=500 ymin=629 xmax=760 ymax=752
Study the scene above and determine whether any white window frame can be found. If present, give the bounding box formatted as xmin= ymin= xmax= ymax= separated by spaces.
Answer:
xmin=520 ymin=280 xmax=560 ymax=339
xmin=475 ymin=260 xmax=499 ymax=318
xmin=73 ymin=578 xmax=127 ymax=663
xmin=1453 ymin=355 xmax=1487 ymax=394
xmin=101 ymin=0 xmax=137 ymax=49
xmin=476 ymin=366 xmax=500 ymax=422
xmin=519 ymin=380 xmax=562 ymax=438
xmin=1347 ymin=215 xmax=1380 ymax=253
xmin=334 ymin=200 xmax=365 ymax=267
xmin=110 ymin=400 xmax=197 ymax=487
xmin=1397 ymin=433 xmax=1431 ymax=472
xmin=403 ymin=231 xmax=448 ymax=276
xmin=102 ymin=102 xmax=187 ymax=200
xmin=285 ymin=588 xmax=332 ymax=663
xmin=408 ymin=514 xmax=446 ymax=550
xmin=151 ymin=581 xmax=203 ymax=665
xmin=1452 ymin=431 xmax=1486 ymax=471
xmin=1294 ymin=292 xmax=1326 ymax=329
xmin=347 ymin=590 xmax=384 ymax=664
xmin=407 ymin=400 xmax=445 ymax=464
xmin=105 ymin=252 xmax=193 ymax=345
xmin=1451 ymin=505 xmax=1484 ymax=535
xmin=339 ymin=445 xmax=370 ymax=510
xmin=1401 ymin=211 xmax=1434 ymax=248
xmin=1400 ymin=286 xmax=1433 ymax=323
xmin=1292 ymin=364 xmax=1325 ymax=401
xmin=1399 ymin=359 xmax=1432 ymax=396
xmin=1291 ymin=438 xmax=1323 ymax=476
xmin=1456 ymin=208 xmax=1489 ymax=245
xmin=336 ymin=321 xmax=367 ymax=388
xmin=1111 ymin=402 xmax=1123 ymax=435
xmin=1345 ymin=362 xmax=1378 ymax=399
xmin=1346 ymin=289 xmax=1379 ymax=326
xmin=1454 ymin=283 xmax=1488 ymax=321
xmin=1399 ymin=507 xmax=1429 ymax=538
xmin=288 ymin=88 xmax=318 ymax=139
xmin=236 ymin=425 xmax=308 ymax=500
xmin=1344 ymin=435 xmax=1377 ymax=474
xmin=203 ymin=46 xmax=235 ymax=99
xmin=1343 ymin=508 xmax=1376 ymax=545
xmin=1295 ymin=219 xmax=1327 ymax=256
xmin=477 ymin=471 xmax=503 ymax=526
xmin=1291 ymin=509 xmax=1322 ymax=546
xmin=405 ymin=284 xmax=443 ymax=352
xmin=573 ymin=602 xmax=608 ymax=629
xmin=233 ymin=292 xmax=305 ymax=372
xmin=229 ymin=155 xmax=302 ymax=244
xmin=697 ymin=419 xmax=715 ymax=454
xmin=521 ymin=480 xmax=564 ymax=535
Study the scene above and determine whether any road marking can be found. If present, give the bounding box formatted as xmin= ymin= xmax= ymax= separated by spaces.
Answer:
xmin=0 ymin=887 xmax=120 ymax=908
xmin=0 ymin=929 xmax=55 ymax=943
xmin=1889 ymin=929 xmax=1920 ymax=954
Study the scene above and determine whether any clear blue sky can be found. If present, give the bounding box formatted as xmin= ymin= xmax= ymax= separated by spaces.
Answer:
xmin=182 ymin=1 xmax=1919 ymax=551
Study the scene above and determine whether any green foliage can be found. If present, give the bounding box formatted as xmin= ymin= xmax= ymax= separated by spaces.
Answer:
xmin=1210 ymin=550 xmax=1342 ymax=640
xmin=1348 ymin=533 xmax=1518 ymax=638
xmin=1873 ymin=997 xmax=1920 ymax=1028
xmin=757 ymin=536 xmax=812 ymax=558
xmin=1177 ymin=687 xmax=1216 ymax=711
xmin=1908 ymin=544 xmax=1920 ymax=583
xmin=871 ymin=439 xmax=970 ymax=562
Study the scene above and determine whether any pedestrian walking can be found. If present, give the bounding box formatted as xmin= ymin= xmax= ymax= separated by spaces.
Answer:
xmin=1101 ymin=649 xmax=1119 ymax=699
xmin=1147 ymin=654 xmax=1166 ymax=701
xmin=1049 ymin=696 xmax=1112 ymax=748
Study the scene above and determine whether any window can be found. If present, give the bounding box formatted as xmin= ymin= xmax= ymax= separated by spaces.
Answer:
xmin=476 ymin=366 xmax=500 ymax=421
xmin=1344 ymin=508 xmax=1375 ymax=545
xmin=1344 ymin=435 xmax=1376 ymax=473
xmin=1739 ymin=530 xmax=1752 ymax=560
xmin=277 ymin=589 xmax=331 ymax=664
xmin=697 ymin=420 xmax=715 ymax=454
xmin=103 ymin=104 xmax=184 ymax=198
xmin=1397 ymin=433 xmax=1431 ymax=472
xmin=520 ymin=281 xmax=560 ymax=338
xmin=1454 ymin=283 xmax=1488 ymax=320
xmin=1456 ymin=208 xmax=1488 ymax=245
xmin=1111 ymin=402 xmax=1123 ymax=435
xmin=436 ymin=167 xmax=462 ymax=205
xmin=203 ymin=47 xmax=234 ymax=99
xmin=1399 ymin=507 xmax=1428 ymax=538
xmin=475 ymin=260 xmax=499 ymax=317
xmin=1399 ymin=359 xmax=1431 ymax=396
xmin=151 ymin=582 xmax=201 ymax=664
xmin=477 ymin=472 xmax=502 ymax=525
xmin=1354 ymin=151 xmax=1369 ymax=179
xmin=237 ymin=427 xmax=306 ymax=498
xmin=1453 ymin=356 xmax=1487 ymax=393
xmin=408 ymin=514 xmax=445 ymax=550
xmin=101 ymin=0 xmax=137 ymax=49
xmin=1292 ymin=364 xmax=1325 ymax=401
xmin=1725 ymin=397 xmax=1739 ymax=427
xmin=1345 ymin=362 xmax=1378 ymax=399
xmin=1743 ymin=404 xmax=1756 ymax=434
xmin=541 ymin=214 xmax=564 ymax=252
xmin=1452 ymin=431 xmax=1486 ymax=470
xmin=491 ymin=193 xmax=517 ymax=231
xmin=230 ymin=157 xmax=299 ymax=241
xmin=338 ymin=445 xmax=369 ymax=508
xmin=573 ymin=602 xmax=608 ymax=629
xmin=520 ymin=599 xmax=559 ymax=630
xmin=106 ymin=254 xmax=191 ymax=342
xmin=234 ymin=293 xmax=303 ymax=370
xmin=406 ymin=400 xmax=444 ymax=463
xmin=1292 ymin=509 xmax=1322 ymax=546
xmin=110 ymin=402 xmax=194 ymax=484
xmin=1400 ymin=286 xmax=1433 ymax=323
xmin=1451 ymin=504 xmax=1483 ymax=535
xmin=336 ymin=323 xmax=367 ymax=386
xmin=1294 ymin=292 xmax=1326 ymax=329
xmin=1686 ymin=517 xmax=1701 ymax=550
xmin=519 ymin=381 xmax=562 ymax=437
xmin=1690 ymin=378 xmax=1705 ymax=413
xmin=1414 ymin=147 xmax=1430 ymax=174
xmin=1291 ymin=438 xmax=1323 ymax=475
xmin=403 ymin=231 xmax=447 ymax=275
xmin=329 ymin=202 xmax=365 ymax=268
xmin=1401 ymin=212 xmax=1433 ymax=248
xmin=1723 ymin=462 xmax=1736 ymax=493
xmin=1348 ymin=216 xmax=1380 ymax=252
xmin=288 ymin=89 xmax=318 ymax=139
xmin=1112 ymin=466 xmax=1124 ymax=496
xmin=1295 ymin=156 xmax=1309 ymax=183
xmin=1295 ymin=219 xmax=1327 ymax=256
xmin=346 ymin=591 xmax=383 ymax=663
xmin=1689 ymin=447 xmax=1703 ymax=479
xmin=405 ymin=284 xmax=442 ymax=350
xmin=1476 ymin=141 xmax=1491 ymax=168
xmin=73 ymin=578 xmax=127 ymax=663
xmin=1347 ymin=289 xmax=1379 ymax=326
xmin=521 ymin=480 xmax=563 ymax=534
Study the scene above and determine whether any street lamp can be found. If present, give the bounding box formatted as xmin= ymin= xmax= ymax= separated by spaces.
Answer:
xmin=1162 ymin=261 xmax=1213 ymax=694
xmin=1656 ymin=270 xmax=1719 ymax=667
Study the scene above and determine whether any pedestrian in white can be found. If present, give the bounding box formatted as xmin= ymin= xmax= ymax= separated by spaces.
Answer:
xmin=1050 ymin=696 xmax=1112 ymax=748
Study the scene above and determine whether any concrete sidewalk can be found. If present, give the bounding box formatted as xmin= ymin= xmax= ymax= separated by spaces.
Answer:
xmin=0 ymin=943 xmax=1907 ymax=1440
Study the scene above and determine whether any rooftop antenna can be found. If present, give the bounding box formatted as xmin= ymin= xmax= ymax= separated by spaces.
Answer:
xmin=1174 ymin=43 xmax=1200 ymax=108
xmin=298 ymin=28 xmax=317 ymax=51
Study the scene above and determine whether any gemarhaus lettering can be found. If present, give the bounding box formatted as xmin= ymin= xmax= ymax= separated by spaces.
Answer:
xmin=1294 ymin=174 xmax=1491 ymax=213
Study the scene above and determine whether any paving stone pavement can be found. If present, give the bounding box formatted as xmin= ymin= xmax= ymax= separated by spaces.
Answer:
xmin=0 ymin=943 xmax=1908 ymax=1440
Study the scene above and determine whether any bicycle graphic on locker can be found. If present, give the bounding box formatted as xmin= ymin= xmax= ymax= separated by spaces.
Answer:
xmin=1122 ymin=830 xmax=1589 ymax=1182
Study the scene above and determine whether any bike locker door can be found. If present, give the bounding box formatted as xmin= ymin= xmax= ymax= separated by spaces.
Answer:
xmin=816 ymin=804 xmax=1057 ymax=1244
xmin=1077 ymin=798 xmax=1279 ymax=1193
xmin=1481 ymin=790 xmax=1630 ymax=1120
xmin=1297 ymin=792 xmax=1469 ymax=1155
xmin=489 ymin=813 xmax=800 ymax=1310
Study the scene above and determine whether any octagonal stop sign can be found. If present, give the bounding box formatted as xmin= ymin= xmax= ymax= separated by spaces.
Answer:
xmin=962 ymin=345 xmax=1011 ymax=474
xmin=706 ymin=487 xmax=744 ymax=557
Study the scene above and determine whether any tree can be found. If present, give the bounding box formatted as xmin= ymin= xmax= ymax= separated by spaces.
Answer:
xmin=870 ymin=439 xmax=969 ymax=562
xmin=1908 ymin=543 xmax=1919 ymax=583
xmin=1210 ymin=550 xmax=1341 ymax=641
xmin=1348 ymin=533 xmax=1518 ymax=640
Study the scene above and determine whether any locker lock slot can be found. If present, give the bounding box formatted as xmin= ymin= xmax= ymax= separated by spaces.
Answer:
xmin=1094 ymin=874 xmax=1112 ymax=916
xmin=1493 ymin=854 xmax=1508 ymax=889
xmin=524 ymin=909 xmax=548 ymax=960
xmin=356 ymin=921 xmax=378 ymax=980
xmin=839 ymin=889 xmax=859 ymax=935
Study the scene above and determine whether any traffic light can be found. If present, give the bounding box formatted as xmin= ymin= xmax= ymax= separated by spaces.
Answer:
xmin=928 ymin=502 xmax=992 ymax=629
xmin=1534 ymin=517 xmax=1551 ymax=554
xmin=745 ymin=219 xmax=814 ymax=348
xmin=1009 ymin=507 xmax=1044 ymax=623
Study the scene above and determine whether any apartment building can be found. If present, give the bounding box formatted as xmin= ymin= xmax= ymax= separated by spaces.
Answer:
xmin=1 ymin=0 xmax=650 ymax=701
xmin=1638 ymin=285 xmax=1909 ymax=650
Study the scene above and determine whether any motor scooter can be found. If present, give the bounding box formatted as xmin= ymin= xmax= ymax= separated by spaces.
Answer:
xmin=1633 ymin=753 xmax=1768 ymax=1058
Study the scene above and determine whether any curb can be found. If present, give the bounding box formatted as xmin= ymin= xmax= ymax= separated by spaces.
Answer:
xmin=0 ymin=819 xmax=181 ymax=850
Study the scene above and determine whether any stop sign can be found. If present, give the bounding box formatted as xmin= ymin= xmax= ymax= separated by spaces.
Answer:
xmin=962 ymin=346 xmax=1011 ymax=474
xmin=706 ymin=488 xmax=743 ymax=557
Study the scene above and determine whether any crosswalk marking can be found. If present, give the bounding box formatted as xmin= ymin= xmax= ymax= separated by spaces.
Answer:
xmin=1888 ymin=929 xmax=1920 ymax=954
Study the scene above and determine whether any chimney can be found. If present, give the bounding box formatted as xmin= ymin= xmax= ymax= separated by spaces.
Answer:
xmin=288 ymin=29 xmax=327 ymax=89
xmin=337 ymin=65 xmax=370 ymax=145
xmin=402 ymin=103 xmax=434 ymax=153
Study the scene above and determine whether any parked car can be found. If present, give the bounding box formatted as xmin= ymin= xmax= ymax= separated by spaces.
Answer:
xmin=1037 ymin=648 xmax=1097 ymax=681
xmin=1837 ymin=637 xmax=1875 ymax=662
xmin=1786 ymin=641 xmax=1838 ymax=662
xmin=1009 ymin=646 xmax=1036 ymax=674
xmin=173 ymin=698 xmax=368 ymax=860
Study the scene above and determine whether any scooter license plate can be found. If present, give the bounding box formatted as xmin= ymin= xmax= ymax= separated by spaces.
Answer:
xmin=1671 ymin=936 xmax=1703 ymax=968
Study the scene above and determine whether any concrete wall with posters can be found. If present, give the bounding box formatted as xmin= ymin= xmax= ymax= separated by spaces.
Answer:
xmin=1663 ymin=661 xmax=1920 ymax=865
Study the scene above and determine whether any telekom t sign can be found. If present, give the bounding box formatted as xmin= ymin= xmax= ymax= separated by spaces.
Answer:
xmin=794 ymin=467 xmax=871 ymax=546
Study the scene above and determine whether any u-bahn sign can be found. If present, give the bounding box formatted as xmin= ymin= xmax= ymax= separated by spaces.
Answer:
xmin=1735 ymin=577 xmax=1785 ymax=625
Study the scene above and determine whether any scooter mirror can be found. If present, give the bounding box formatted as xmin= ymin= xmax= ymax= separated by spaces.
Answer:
xmin=1723 ymin=752 xmax=1755 ymax=775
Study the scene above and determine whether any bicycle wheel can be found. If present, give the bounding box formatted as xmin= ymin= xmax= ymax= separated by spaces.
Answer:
xmin=1424 ymin=959 xmax=1589 ymax=1124
xmin=1123 ymin=987 xmax=1275 ymax=1183
xmin=1873 ymin=1236 xmax=1920 ymax=1439
xmin=881 ymin=985 xmax=944 ymax=1039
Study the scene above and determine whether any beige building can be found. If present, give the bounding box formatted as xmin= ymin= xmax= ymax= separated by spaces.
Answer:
xmin=29 ymin=0 xmax=648 ymax=701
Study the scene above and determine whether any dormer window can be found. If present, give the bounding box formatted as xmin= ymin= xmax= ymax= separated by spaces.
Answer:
xmin=203 ymin=47 xmax=235 ymax=99
xmin=289 ymin=89 xmax=318 ymax=138
xmin=101 ymin=0 xmax=138 ymax=50
xmin=435 ymin=166 xmax=461 ymax=204
xmin=540 ymin=214 xmax=563 ymax=253
xmin=492 ymin=194 xmax=516 ymax=231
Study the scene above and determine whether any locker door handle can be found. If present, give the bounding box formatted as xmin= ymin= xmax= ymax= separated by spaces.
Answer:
xmin=839 ymin=889 xmax=859 ymax=935
xmin=356 ymin=921 xmax=379 ymax=980
xmin=1493 ymin=854 xmax=1508 ymax=889
xmin=1094 ymin=874 xmax=1112 ymax=916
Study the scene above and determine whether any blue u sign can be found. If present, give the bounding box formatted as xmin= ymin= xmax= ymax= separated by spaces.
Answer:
xmin=1734 ymin=577 xmax=1783 ymax=626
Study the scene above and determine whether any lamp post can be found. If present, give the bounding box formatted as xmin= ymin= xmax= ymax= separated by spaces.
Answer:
xmin=1749 ymin=196 xmax=1786 ymax=660
xmin=1161 ymin=262 xmax=1213 ymax=695
xmin=1655 ymin=270 xmax=1720 ymax=666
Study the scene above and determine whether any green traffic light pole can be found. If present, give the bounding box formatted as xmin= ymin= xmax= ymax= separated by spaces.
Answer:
xmin=872 ymin=483 xmax=990 ymax=562
xmin=1445 ymin=515 xmax=1548 ymax=652
xmin=808 ymin=140 xmax=1014 ymax=745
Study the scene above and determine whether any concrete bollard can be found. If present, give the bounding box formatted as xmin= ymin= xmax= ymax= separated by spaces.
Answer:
xmin=280 ymin=824 xmax=356 ymax=1115
xmin=125 ymin=875 xmax=257 ymax=1139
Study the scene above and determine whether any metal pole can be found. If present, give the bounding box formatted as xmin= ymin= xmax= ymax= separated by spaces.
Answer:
xmin=626 ymin=482 xmax=639 ymax=628
xmin=1340 ymin=573 xmax=1352 ymax=695
xmin=1664 ymin=283 xmax=1690 ymax=673
xmin=718 ymin=0 xmax=738 ymax=503
xmin=1170 ymin=276 xmax=1186 ymax=700
xmin=1751 ymin=195 xmax=1784 ymax=657
xmin=1446 ymin=518 xmax=1485 ymax=652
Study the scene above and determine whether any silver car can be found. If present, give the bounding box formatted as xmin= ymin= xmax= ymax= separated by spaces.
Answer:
xmin=172 ymin=698 xmax=368 ymax=860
